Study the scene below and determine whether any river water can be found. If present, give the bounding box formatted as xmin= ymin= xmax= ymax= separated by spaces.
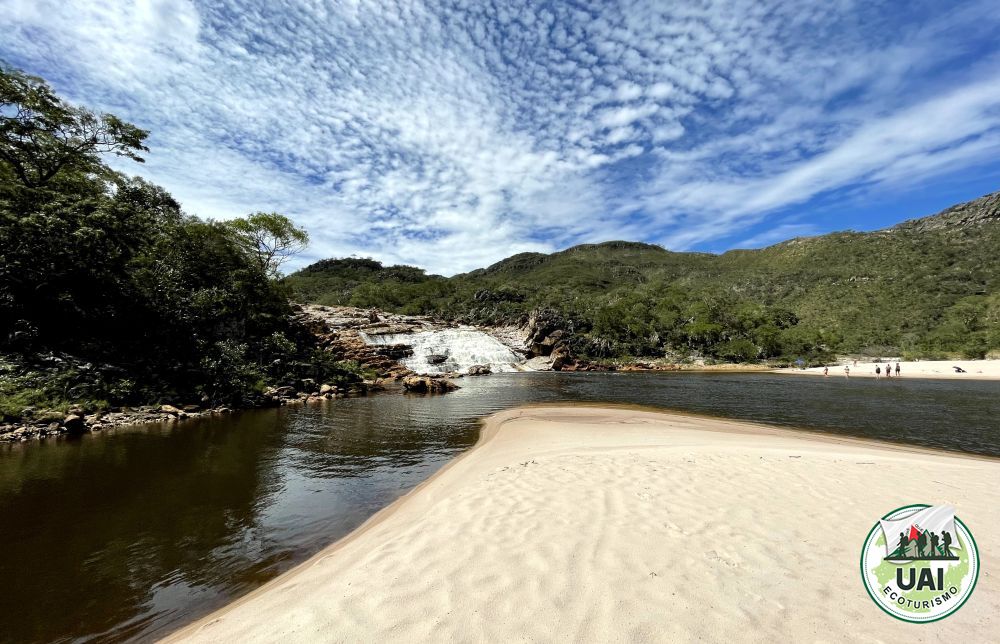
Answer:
xmin=1 ymin=372 xmax=997 ymax=642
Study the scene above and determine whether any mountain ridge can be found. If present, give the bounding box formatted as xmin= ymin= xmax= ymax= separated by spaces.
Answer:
xmin=285 ymin=190 xmax=1000 ymax=362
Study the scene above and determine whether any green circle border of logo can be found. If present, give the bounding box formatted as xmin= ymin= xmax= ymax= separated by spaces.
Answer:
xmin=859 ymin=503 xmax=981 ymax=624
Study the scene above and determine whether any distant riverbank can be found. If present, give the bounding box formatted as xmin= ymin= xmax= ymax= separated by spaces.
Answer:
xmin=774 ymin=359 xmax=1000 ymax=380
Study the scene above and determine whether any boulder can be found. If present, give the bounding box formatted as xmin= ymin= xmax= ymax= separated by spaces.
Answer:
xmin=62 ymin=414 xmax=85 ymax=434
xmin=402 ymin=376 xmax=460 ymax=394
xmin=551 ymin=345 xmax=575 ymax=371
xmin=426 ymin=354 xmax=449 ymax=365
xmin=319 ymin=383 xmax=334 ymax=395
xmin=160 ymin=404 xmax=182 ymax=415
xmin=467 ymin=364 xmax=492 ymax=376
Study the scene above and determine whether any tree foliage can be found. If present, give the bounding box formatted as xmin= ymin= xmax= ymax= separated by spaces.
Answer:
xmin=225 ymin=211 xmax=309 ymax=278
xmin=0 ymin=66 xmax=348 ymax=417
xmin=0 ymin=66 xmax=148 ymax=190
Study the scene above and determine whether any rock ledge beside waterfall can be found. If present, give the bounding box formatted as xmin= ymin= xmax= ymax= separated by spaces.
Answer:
xmin=297 ymin=304 xmax=577 ymax=378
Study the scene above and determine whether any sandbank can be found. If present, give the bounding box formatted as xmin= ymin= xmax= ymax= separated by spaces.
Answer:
xmin=774 ymin=358 xmax=1000 ymax=380
xmin=166 ymin=405 xmax=999 ymax=642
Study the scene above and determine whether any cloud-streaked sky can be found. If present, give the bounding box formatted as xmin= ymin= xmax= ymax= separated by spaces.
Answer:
xmin=3 ymin=0 xmax=1000 ymax=274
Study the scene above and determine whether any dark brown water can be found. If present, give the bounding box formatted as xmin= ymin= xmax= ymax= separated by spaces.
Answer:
xmin=1 ymin=372 xmax=997 ymax=642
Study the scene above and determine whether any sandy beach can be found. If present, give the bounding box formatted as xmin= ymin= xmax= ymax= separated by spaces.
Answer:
xmin=775 ymin=358 xmax=1000 ymax=380
xmin=166 ymin=406 xmax=999 ymax=643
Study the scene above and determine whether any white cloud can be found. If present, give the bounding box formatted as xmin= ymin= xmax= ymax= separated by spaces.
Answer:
xmin=1 ymin=0 xmax=998 ymax=273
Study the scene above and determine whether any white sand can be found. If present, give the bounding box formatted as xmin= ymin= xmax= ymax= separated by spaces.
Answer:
xmin=166 ymin=406 xmax=1000 ymax=643
xmin=776 ymin=358 xmax=1000 ymax=380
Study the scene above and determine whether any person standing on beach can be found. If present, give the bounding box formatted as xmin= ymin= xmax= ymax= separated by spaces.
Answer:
xmin=823 ymin=366 xmax=828 ymax=377
xmin=875 ymin=365 xmax=881 ymax=379
xmin=845 ymin=365 xmax=850 ymax=377
xmin=896 ymin=362 xmax=901 ymax=377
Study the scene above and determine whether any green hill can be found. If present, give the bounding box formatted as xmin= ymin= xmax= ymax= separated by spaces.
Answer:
xmin=285 ymin=192 xmax=1000 ymax=362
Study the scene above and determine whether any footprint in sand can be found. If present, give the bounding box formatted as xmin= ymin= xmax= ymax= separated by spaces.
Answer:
xmin=704 ymin=550 xmax=742 ymax=568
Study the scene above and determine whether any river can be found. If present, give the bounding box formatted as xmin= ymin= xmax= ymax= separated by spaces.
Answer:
xmin=1 ymin=372 xmax=997 ymax=642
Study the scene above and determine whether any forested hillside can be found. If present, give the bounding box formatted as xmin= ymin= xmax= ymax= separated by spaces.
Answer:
xmin=286 ymin=195 xmax=1000 ymax=362
xmin=1 ymin=66 xmax=363 ymax=422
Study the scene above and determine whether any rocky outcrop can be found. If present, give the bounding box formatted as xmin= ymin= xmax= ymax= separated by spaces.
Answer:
xmin=522 ymin=308 xmax=578 ymax=371
xmin=295 ymin=305 xmax=420 ymax=379
xmin=467 ymin=364 xmax=491 ymax=376
xmin=892 ymin=190 xmax=1000 ymax=233
xmin=402 ymin=376 xmax=460 ymax=394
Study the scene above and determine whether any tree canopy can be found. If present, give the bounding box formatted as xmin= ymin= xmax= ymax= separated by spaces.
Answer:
xmin=0 ymin=66 xmax=148 ymax=190
xmin=0 ymin=65 xmax=355 ymax=419
xmin=226 ymin=211 xmax=309 ymax=278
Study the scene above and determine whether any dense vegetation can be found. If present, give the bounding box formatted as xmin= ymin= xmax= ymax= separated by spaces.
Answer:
xmin=286 ymin=199 xmax=1000 ymax=363
xmin=1 ymin=66 xmax=363 ymax=420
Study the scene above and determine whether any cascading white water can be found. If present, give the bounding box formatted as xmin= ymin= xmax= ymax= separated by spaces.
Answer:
xmin=363 ymin=327 xmax=524 ymax=374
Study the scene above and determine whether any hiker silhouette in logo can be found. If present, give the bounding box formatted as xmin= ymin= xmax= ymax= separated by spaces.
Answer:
xmin=897 ymin=531 xmax=909 ymax=557
xmin=916 ymin=529 xmax=928 ymax=557
xmin=942 ymin=530 xmax=953 ymax=557
xmin=929 ymin=531 xmax=940 ymax=557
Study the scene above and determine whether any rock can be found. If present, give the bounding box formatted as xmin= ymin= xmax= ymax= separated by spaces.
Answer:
xmin=182 ymin=404 xmax=201 ymax=413
xmin=467 ymin=364 xmax=492 ymax=376
xmin=319 ymin=383 xmax=334 ymax=394
xmin=62 ymin=414 xmax=85 ymax=433
xmin=523 ymin=356 xmax=553 ymax=371
xmin=551 ymin=344 xmax=575 ymax=371
xmin=426 ymin=354 xmax=448 ymax=365
xmin=402 ymin=376 xmax=459 ymax=394
xmin=265 ymin=386 xmax=296 ymax=399
xmin=160 ymin=404 xmax=182 ymax=415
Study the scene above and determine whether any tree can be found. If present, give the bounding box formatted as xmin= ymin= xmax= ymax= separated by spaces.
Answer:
xmin=226 ymin=212 xmax=309 ymax=278
xmin=0 ymin=66 xmax=148 ymax=190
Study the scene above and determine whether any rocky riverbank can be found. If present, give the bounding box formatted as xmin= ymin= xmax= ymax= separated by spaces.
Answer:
xmin=0 ymin=305 xmax=464 ymax=443
xmin=0 ymin=304 xmax=772 ymax=444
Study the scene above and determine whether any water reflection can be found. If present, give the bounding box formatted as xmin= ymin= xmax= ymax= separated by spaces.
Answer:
xmin=0 ymin=372 xmax=997 ymax=642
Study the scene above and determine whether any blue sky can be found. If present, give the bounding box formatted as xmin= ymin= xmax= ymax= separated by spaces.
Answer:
xmin=2 ymin=0 xmax=1000 ymax=274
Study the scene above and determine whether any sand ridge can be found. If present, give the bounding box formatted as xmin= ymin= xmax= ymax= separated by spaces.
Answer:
xmin=165 ymin=406 xmax=1000 ymax=642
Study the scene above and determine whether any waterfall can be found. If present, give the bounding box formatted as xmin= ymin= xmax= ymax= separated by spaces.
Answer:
xmin=362 ymin=327 xmax=524 ymax=374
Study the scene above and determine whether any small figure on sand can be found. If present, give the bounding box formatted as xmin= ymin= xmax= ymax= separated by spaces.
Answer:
xmin=953 ymin=365 xmax=967 ymax=373
xmin=875 ymin=365 xmax=881 ymax=379
xmin=845 ymin=365 xmax=850 ymax=377
xmin=823 ymin=366 xmax=828 ymax=377
xmin=895 ymin=362 xmax=901 ymax=377
xmin=885 ymin=364 xmax=891 ymax=378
